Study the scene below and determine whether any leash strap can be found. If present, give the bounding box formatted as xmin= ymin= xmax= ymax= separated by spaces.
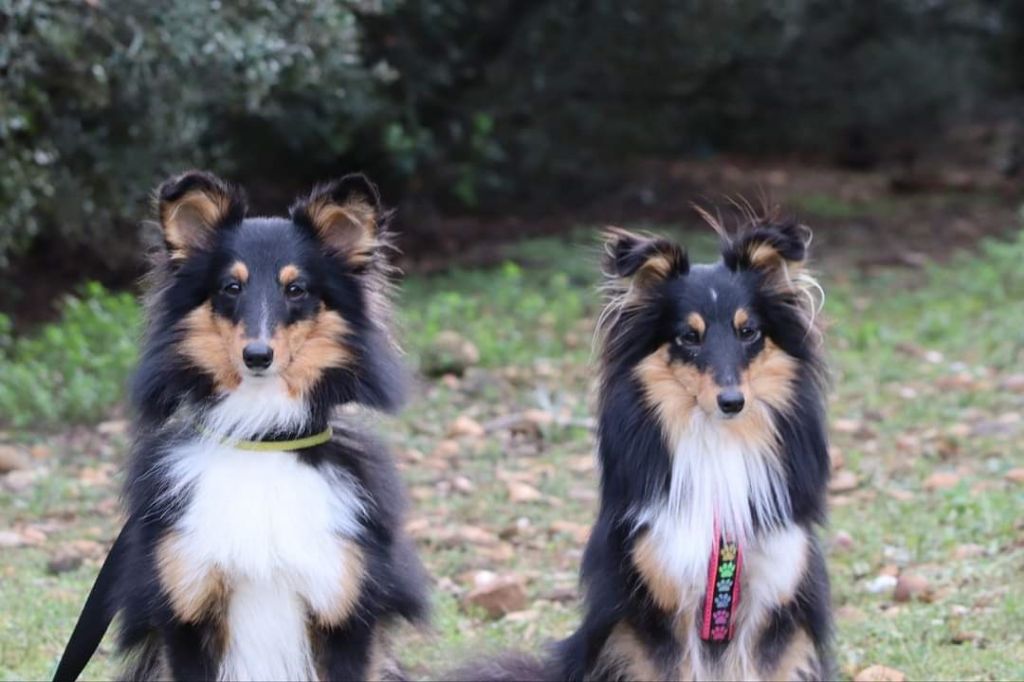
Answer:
xmin=195 ymin=425 xmax=333 ymax=451
xmin=700 ymin=531 xmax=743 ymax=642
xmin=52 ymin=517 xmax=133 ymax=682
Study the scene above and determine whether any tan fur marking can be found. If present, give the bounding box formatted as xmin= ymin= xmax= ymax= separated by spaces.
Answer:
xmin=307 ymin=197 xmax=376 ymax=265
xmin=180 ymin=303 xmax=351 ymax=397
xmin=721 ymin=340 xmax=798 ymax=450
xmin=640 ymin=254 xmax=672 ymax=279
xmin=742 ymin=339 xmax=798 ymax=413
xmin=162 ymin=190 xmax=231 ymax=259
xmin=274 ymin=307 xmax=352 ymax=398
xmin=230 ymin=261 xmax=249 ymax=283
xmin=749 ymin=242 xmax=783 ymax=269
xmin=768 ymin=628 xmax=818 ymax=681
xmin=686 ymin=311 xmax=706 ymax=337
xmin=599 ymin=624 xmax=665 ymax=681
xmin=279 ymin=264 xmax=300 ymax=285
xmin=734 ymin=307 xmax=750 ymax=329
xmin=312 ymin=539 xmax=366 ymax=626
xmin=634 ymin=344 xmax=700 ymax=448
xmin=632 ymin=532 xmax=681 ymax=612
xmin=635 ymin=341 xmax=794 ymax=453
xmin=179 ymin=302 xmax=243 ymax=391
xmin=156 ymin=532 xmax=230 ymax=623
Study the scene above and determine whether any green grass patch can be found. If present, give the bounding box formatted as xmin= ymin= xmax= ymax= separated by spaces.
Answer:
xmin=2 ymin=227 xmax=1023 ymax=680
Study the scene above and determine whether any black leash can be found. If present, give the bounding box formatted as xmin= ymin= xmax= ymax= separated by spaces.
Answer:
xmin=52 ymin=517 xmax=132 ymax=682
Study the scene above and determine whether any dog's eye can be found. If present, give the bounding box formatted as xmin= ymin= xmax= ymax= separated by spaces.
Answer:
xmin=285 ymin=283 xmax=307 ymax=300
xmin=675 ymin=329 xmax=701 ymax=347
xmin=738 ymin=326 xmax=761 ymax=343
xmin=222 ymin=282 xmax=242 ymax=296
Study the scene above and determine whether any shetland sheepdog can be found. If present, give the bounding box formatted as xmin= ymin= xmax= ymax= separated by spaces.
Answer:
xmin=56 ymin=171 xmax=427 ymax=681
xmin=457 ymin=218 xmax=833 ymax=681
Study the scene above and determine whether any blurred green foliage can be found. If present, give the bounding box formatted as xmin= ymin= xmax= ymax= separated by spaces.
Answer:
xmin=0 ymin=283 xmax=139 ymax=428
xmin=1 ymin=0 xmax=1020 ymax=273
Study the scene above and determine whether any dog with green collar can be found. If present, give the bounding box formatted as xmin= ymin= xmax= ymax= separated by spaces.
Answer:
xmin=54 ymin=172 xmax=428 ymax=682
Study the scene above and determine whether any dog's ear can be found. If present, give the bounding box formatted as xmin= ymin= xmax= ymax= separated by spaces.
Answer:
xmin=157 ymin=171 xmax=246 ymax=259
xmin=602 ymin=228 xmax=688 ymax=290
xmin=723 ymin=220 xmax=810 ymax=279
xmin=291 ymin=174 xmax=384 ymax=267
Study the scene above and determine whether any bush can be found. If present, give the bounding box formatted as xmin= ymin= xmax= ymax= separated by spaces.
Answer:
xmin=0 ymin=0 xmax=1018 ymax=274
xmin=0 ymin=283 xmax=140 ymax=428
xmin=0 ymin=0 xmax=394 ymax=269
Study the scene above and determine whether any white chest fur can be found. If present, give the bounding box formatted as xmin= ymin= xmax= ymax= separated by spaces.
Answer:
xmin=634 ymin=418 xmax=808 ymax=678
xmin=163 ymin=439 xmax=366 ymax=681
xmin=637 ymin=417 xmax=791 ymax=590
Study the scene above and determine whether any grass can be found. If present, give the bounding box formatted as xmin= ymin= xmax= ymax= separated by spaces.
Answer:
xmin=1 ymin=228 xmax=1022 ymax=680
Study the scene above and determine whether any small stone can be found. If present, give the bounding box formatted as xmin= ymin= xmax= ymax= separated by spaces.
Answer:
xmin=1004 ymin=468 xmax=1024 ymax=484
xmin=478 ymin=542 xmax=516 ymax=563
xmin=837 ymin=605 xmax=866 ymax=622
xmin=47 ymin=551 xmax=84 ymax=575
xmin=832 ymin=530 xmax=855 ymax=552
xmin=854 ymin=664 xmax=907 ymax=682
xmin=421 ymin=331 xmax=480 ymax=377
xmin=894 ymin=434 xmax=920 ymax=451
xmin=403 ymin=448 xmax=425 ymax=463
xmin=568 ymin=455 xmax=594 ymax=473
xmin=999 ymin=374 xmax=1024 ymax=393
xmin=456 ymin=525 xmax=500 ymax=547
xmin=19 ymin=526 xmax=47 ymax=544
xmin=829 ymin=446 xmax=845 ymax=471
xmin=97 ymin=420 xmax=128 ymax=436
xmin=951 ymin=630 xmax=982 ymax=644
xmin=833 ymin=418 xmax=863 ymax=434
xmin=953 ymin=543 xmax=985 ymax=560
xmin=544 ymin=585 xmax=578 ymax=603
xmin=893 ymin=573 xmax=931 ymax=602
xmin=0 ymin=531 xmax=23 ymax=548
xmin=878 ymin=564 xmax=900 ymax=577
xmin=886 ymin=488 xmax=915 ymax=502
xmin=522 ymin=409 xmax=554 ymax=427
xmin=549 ymin=520 xmax=591 ymax=544
xmin=431 ymin=439 xmax=461 ymax=459
xmin=865 ymin=575 xmax=898 ymax=594
xmin=829 ymin=470 xmax=859 ymax=493
xmin=452 ymin=475 xmax=474 ymax=494
xmin=3 ymin=469 xmax=37 ymax=492
xmin=923 ymin=472 xmax=960 ymax=491
xmin=405 ymin=518 xmax=430 ymax=538
xmin=507 ymin=481 xmax=543 ymax=503
xmin=0 ymin=445 xmax=32 ymax=474
xmin=463 ymin=574 xmax=528 ymax=619
xmin=448 ymin=416 xmax=485 ymax=439
xmin=470 ymin=569 xmax=498 ymax=589
xmin=68 ymin=540 xmax=104 ymax=558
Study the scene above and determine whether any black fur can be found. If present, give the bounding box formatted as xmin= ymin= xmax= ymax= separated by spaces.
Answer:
xmin=456 ymin=220 xmax=833 ymax=680
xmin=66 ymin=171 xmax=427 ymax=681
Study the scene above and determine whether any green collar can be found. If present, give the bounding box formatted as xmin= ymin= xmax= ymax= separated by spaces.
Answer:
xmin=196 ymin=424 xmax=333 ymax=452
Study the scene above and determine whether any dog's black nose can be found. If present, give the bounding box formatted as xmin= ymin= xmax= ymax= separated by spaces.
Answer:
xmin=242 ymin=342 xmax=274 ymax=370
xmin=717 ymin=389 xmax=745 ymax=415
